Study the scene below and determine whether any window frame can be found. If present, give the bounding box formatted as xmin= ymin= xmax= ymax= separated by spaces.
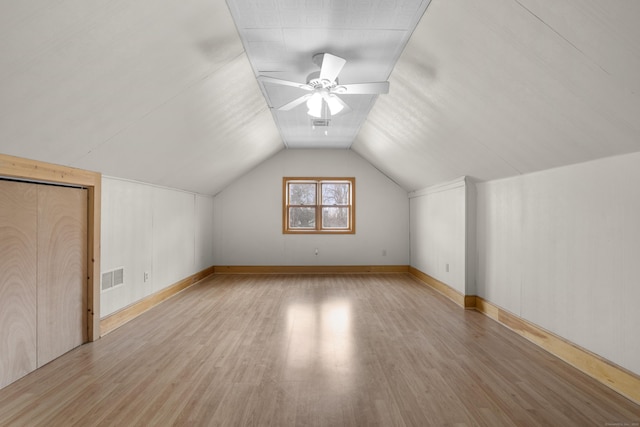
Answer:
xmin=283 ymin=177 xmax=355 ymax=234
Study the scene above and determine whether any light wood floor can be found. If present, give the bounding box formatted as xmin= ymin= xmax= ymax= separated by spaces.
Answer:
xmin=0 ymin=274 xmax=638 ymax=426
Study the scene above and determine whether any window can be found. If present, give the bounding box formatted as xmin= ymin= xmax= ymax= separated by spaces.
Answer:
xmin=283 ymin=177 xmax=355 ymax=234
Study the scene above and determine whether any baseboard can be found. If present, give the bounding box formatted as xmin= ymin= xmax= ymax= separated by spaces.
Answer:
xmin=99 ymin=266 xmax=215 ymax=336
xmin=408 ymin=266 xmax=474 ymax=309
xmin=474 ymin=296 xmax=640 ymax=406
xmin=214 ymin=265 xmax=409 ymax=274
xmin=408 ymin=267 xmax=640 ymax=404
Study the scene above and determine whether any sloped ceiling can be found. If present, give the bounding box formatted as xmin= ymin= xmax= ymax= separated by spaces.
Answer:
xmin=354 ymin=0 xmax=640 ymax=190
xmin=0 ymin=0 xmax=282 ymax=195
xmin=1 ymin=1 xmax=640 ymax=195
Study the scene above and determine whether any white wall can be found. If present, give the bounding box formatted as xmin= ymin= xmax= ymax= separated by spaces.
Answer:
xmin=101 ymin=177 xmax=214 ymax=317
xmin=213 ymin=149 xmax=409 ymax=266
xmin=409 ymin=177 xmax=475 ymax=295
xmin=476 ymin=152 xmax=640 ymax=375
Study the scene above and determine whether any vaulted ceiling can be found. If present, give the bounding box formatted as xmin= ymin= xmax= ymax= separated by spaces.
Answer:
xmin=227 ymin=0 xmax=431 ymax=149
xmin=1 ymin=1 xmax=639 ymax=195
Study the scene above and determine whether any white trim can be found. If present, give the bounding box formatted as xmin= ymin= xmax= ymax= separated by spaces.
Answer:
xmin=102 ymin=175 xmax=214 ymax=198
xmin=408 ymin=176 xmax=467 ymax=198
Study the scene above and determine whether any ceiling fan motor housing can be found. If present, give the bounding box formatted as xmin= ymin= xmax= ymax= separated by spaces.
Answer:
xmin=306 ymin=71 xmax=338 ymax=89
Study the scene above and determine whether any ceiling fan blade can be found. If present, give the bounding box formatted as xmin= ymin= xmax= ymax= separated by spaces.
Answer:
xmin=258 ymin=76 xmax=313 ymax=91
xmin=333 ymin=81 xmax=390 ymax=95
xmin=319 ymin=53 xmax=346 ymax=82
xmin=278 ymin=93 xmax=313 ymax=111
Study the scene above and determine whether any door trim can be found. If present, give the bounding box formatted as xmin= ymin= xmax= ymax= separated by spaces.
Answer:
xmin=0 ymin=153 xmax=101 ymax=341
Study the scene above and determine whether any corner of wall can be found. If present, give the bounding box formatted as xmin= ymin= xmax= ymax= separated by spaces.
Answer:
xmin=464 ymin=176 xmax=477 ymax=296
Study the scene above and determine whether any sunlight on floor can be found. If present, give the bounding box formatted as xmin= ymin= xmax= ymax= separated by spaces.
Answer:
xmin=286 ymin=299 xmax=353 ymax=388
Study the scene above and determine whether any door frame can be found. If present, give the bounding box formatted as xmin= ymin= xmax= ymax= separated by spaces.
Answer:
xmin=0 ymin=153 xmax=101 ymax=341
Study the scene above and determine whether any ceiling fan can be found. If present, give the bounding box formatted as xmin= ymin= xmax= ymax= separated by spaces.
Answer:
xmin=258 ymin=53 xmax=390 ymax=119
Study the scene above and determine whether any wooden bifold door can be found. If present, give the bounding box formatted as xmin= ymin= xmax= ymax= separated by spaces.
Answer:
xmin=0 ymin=180 xmax=87 ymax=389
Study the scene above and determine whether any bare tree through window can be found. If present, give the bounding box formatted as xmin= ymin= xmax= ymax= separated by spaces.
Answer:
xmin=321 ymin=182 xmax=350 ymax=229
xmin=289 ymin=183 xmax=316 ymax=228
xmin=283 ymin=178 xmax=355 ymax=234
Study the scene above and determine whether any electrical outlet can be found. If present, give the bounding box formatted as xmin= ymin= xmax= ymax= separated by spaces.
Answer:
xmin=144 ymin=272 xmax=149 ymax=282
xmin=382 ymin=249 xmax=387 ymax=256
xmin=445 ymin=263 xmax=449 ymax=273
xmin=314 ymin=248 xmax=319 ymax=256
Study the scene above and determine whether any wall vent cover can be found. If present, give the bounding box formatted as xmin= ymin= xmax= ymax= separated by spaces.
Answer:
xmin=101 ymin=271 xmax=113 ymax=290
xmin=101 ymin=267 xmax=124 ymax=291
xmin=113 ymin=268 xmax=124 ymax=286
xmin=312 ymin=119 xmax=330 ymax=127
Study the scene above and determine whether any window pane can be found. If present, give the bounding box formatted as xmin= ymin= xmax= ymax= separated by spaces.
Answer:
xmin=322 ymin=183 xmax=350 ymax=205
xmin=322 ymin=207 xmax=349 ymax=229
xmin=284 ymin=177 xmax=354 ymax=234
xmin=289 ymin=207 xmax=316 ymax=228
xmin=289 ymin=183 xmax=316 ymax=205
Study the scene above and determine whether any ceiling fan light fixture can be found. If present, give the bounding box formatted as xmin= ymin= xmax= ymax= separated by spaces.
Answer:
xmin=306 ymin=92 xmax=323 ymax=118
xmin=326 ymin=94 xmax=344 ymax=115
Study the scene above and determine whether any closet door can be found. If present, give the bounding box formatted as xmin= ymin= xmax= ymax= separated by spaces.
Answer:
xmin=37 ymin=185 xmax=88 ymax=367
xmin=0 ymin=181 xmax=38 ymax=388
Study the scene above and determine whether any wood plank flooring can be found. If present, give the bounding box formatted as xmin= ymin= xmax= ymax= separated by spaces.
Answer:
xmin=0 ymin=273 xmax=638 ymax=426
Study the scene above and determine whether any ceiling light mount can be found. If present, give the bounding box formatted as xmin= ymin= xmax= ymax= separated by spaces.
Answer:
xmin=305 ymin=70 xmax=340 ymax=92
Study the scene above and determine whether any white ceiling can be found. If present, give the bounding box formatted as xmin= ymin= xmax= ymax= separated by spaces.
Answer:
xmin=227 ymin=0 xmax=431 ymax=148
xmin=1 ymin=0 xmax=639 ymax=194
xmin=355 ymin=0 xmax=640 ymax=190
